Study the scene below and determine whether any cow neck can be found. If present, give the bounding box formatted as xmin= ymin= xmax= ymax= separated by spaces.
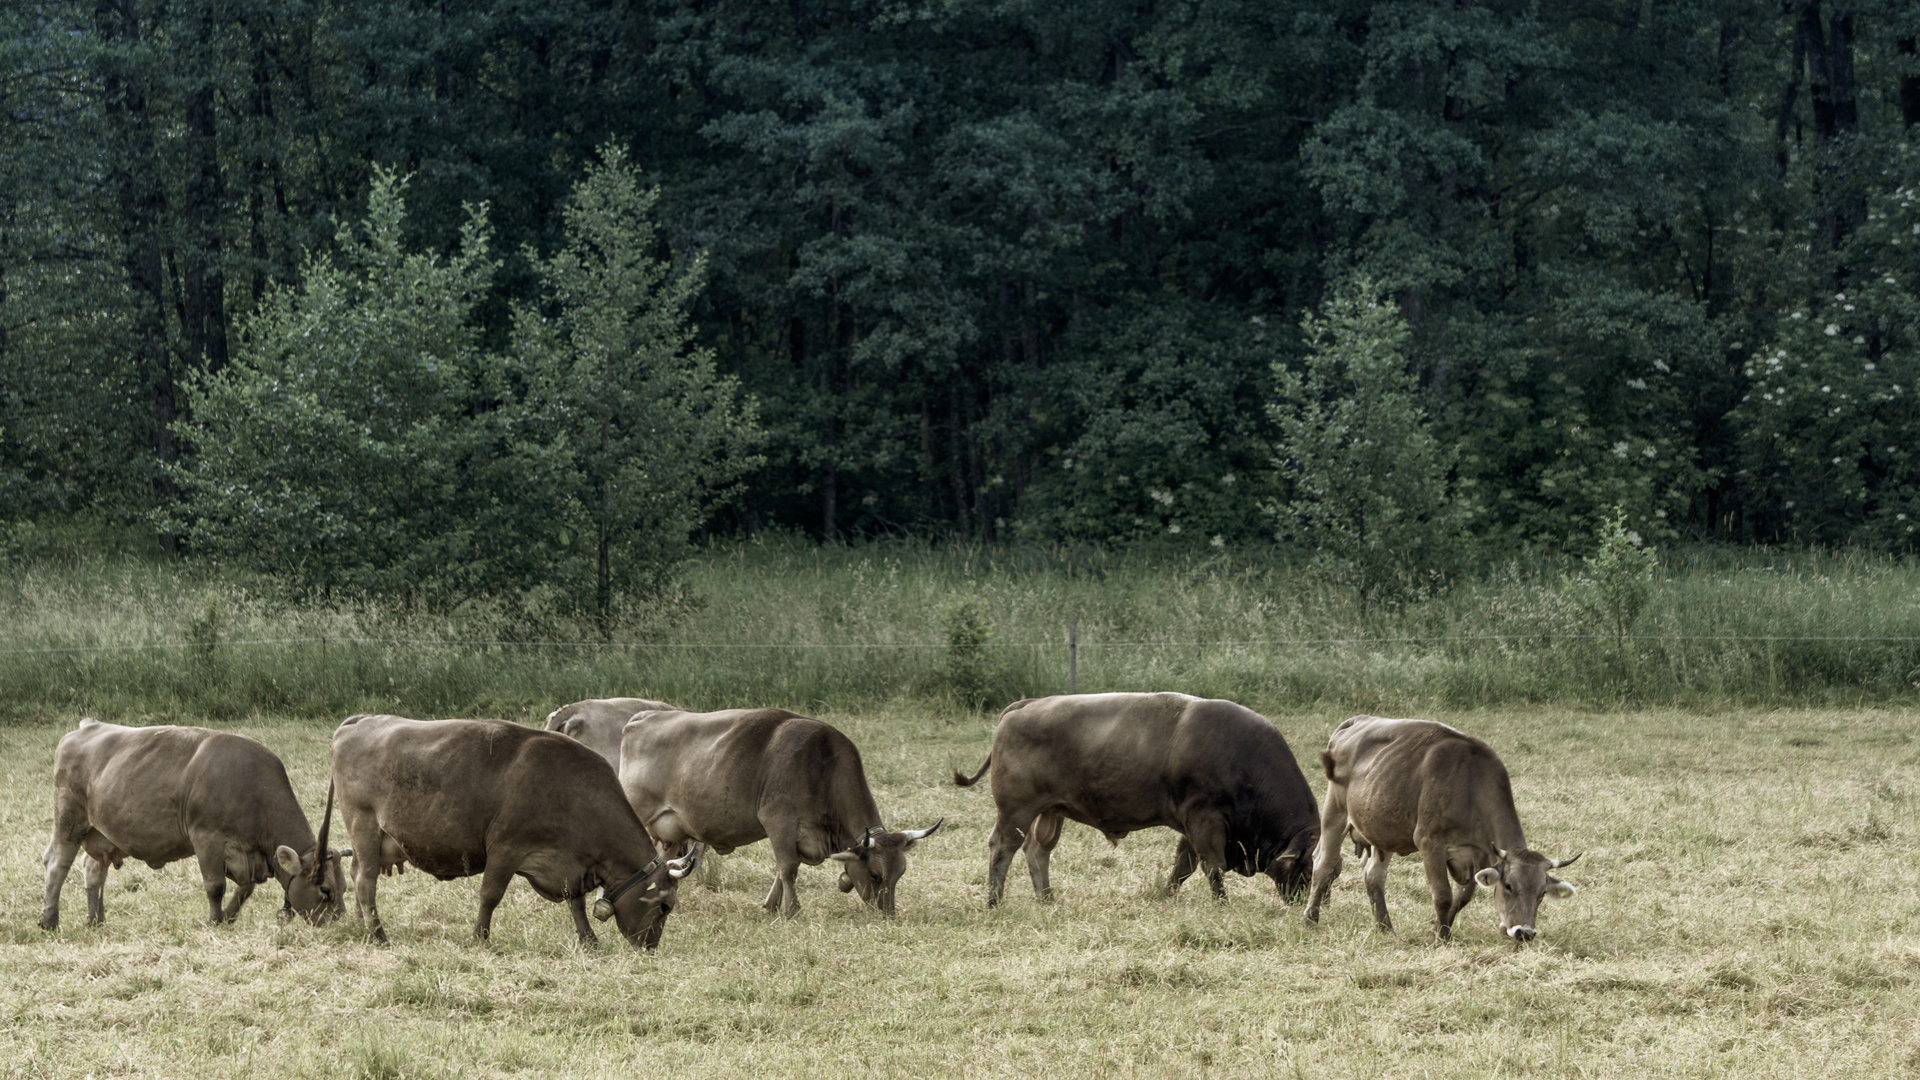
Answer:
xmin=590 ymin=826 xmax=663 ymax=897
xmin=1481 ymin=797 xmax=1529 ymax=855
xmin=601 ymin=854 xmax=665 ymax=904
xmin=264 ymin=793 xmax=320 ymax=884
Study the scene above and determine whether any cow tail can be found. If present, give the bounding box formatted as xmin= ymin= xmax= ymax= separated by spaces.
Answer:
xmin=953 ymin=755 xmax=992 ymax=788
xmin=1319 ymin=749 xmax=1338 ymax=783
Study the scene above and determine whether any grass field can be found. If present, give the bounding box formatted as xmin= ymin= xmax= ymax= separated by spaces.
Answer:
xmin=3 ymin=702 xmax=1917 ymax=1078
xmin=8 ymin=537 xmax=1920 ymax=723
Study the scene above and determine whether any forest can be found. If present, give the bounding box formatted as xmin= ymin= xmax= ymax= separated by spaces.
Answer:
xmin=4 ymin=0 xmax=1920 ymax=571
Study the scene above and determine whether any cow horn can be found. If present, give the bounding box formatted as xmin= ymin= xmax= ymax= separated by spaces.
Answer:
xmin=901 ymin=818 xmax=944 ymax=841
xmin=1495 ymin=847 xmax=1510 ymax=863
xmin=312 ymin=779 xmax=336 ymax=886
xmin=1550 ymin=852 xmax=1583 ymax=870
xmin=666 ymin=843 xmax=704 ymax=879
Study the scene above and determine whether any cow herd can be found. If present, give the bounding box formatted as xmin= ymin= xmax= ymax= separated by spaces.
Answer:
xmin=38 ymin=692 xmax=1579 ymax=952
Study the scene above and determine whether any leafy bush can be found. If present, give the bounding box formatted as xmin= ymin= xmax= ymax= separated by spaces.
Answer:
xmin=168 ymin=170 xmax=513 ymax=607
xmin=1566 ymin=505 xmax=1659 ymax=695
xmin=171 ymin=156 xmax=760 ymax=629
xmin=1266 ymin=277 xmax=1464 ymax=605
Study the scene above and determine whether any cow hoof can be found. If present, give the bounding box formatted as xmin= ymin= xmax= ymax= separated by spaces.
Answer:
xmin=38 ymin=916 xmax=57 ymax=931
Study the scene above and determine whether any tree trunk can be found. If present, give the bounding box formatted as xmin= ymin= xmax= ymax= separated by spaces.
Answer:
xmin=948 ymin=379 xmax=971 ymax=543
xmin=1797 ymin=2 xmax=1863 ymax=282
xmin=98 ymin=0 xmax=176 ymax=553
xmin=1899 ymin=37 xmax=1920 ymax=128
xmin=181 ymin=2 xmax=228 ymax=377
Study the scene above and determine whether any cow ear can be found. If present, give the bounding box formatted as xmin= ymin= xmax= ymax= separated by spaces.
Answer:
xmin=828 ymin=850 xmax=861 ymax=864
xmin=1548 ymin=879 xmax=1576 ymax=900
xmin=1474 ymin=867 xmax=1501 ymax=889
xmin=274 ymin=845 xmax=302 ymax=878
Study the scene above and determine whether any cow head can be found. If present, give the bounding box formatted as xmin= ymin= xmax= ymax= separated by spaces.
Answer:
xmin=594 ymin=845 xmax=702 ymax=950
xmin=1472 ymin=849 xmax=1579 ymax=943
xmin=273 ymin=845 xmax=349 ymax=925
xmin=276 ymin=779 xmax=350 ymax=925
xmin=829 ymin=820 xmax=942 ymax=916
xmin=1262 ymin=827 xmax=1320 ymax=902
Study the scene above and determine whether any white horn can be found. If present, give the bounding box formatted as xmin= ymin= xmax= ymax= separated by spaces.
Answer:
xmin=665 ymin=843 xmax=705 ymax=879
xmin=901 ymin=818 xmax=944 ymax=841
xmin=1550 ymin=852 xmax=1583 ymax=869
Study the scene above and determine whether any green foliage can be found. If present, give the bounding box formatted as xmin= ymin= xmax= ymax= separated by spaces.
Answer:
xmin=170 ymin=171 xmax=512 ymax=606
xmin=1566 ymin=505 xmax=1660 ymax=695
xmin=1266 ymin=277 xmax=1463 ymax=605
xmin=940 ymin=595 xmax=996 ymax=709
xmin=513 ymin=146 xmax=763 ymax=632
xmin=1013 ymin=301 xmax=1271 ymax=545
xmin=1735 ymin=142 xmax=1920 ymax=548
xmin=10 ymin=0 xmax=1920 ymax=559
xmin=174 ymin=160 xmax=758 ymax=626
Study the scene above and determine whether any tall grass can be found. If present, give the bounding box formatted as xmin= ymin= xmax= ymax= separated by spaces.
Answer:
xmin=4 ymin=531 xmax=1920 ymax=722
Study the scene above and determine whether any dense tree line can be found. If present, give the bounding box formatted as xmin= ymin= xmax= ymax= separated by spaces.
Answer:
xmin=4 ymin=0 xmax=1920 ymax=566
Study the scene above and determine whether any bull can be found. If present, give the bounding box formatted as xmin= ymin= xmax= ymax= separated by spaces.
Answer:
xmin=1303 ymin=715 xmax=1580 ymax=943
xmin=543 ymin=697 xmax=675 ymax=767
xmin=953 ymin=693 xmax=1321 ymax=907
xmin=619 ymin=708 xmax=940 ymax=917
xmin=331 ymin=714 xmax=699 ymax=948
xmin=40 ymin=718 xmax=348 ymax=929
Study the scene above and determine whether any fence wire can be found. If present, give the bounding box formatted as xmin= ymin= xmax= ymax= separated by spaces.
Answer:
xmin=6 ymin=632 xmax=1920 ymax=656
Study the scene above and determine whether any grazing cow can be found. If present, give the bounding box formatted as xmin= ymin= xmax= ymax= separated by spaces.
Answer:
xmin=1303 ymin=715 xmax=1580 ymax=942
xmin=331 ymin=714 xmax=700 ymax=948
xmin=953 ymin=693 xmax=1321 ymax=907
xmin=619 ymin=708 xmax=941 ymax=917
xmin=40 ymin=718 xmax=348 ymax=930
xmin=544 ymin=697 xmax=676 ymax=768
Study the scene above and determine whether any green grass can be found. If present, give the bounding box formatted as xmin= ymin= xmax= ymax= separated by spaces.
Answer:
xmin=3 ymin=704 xmax=1919 ymax=1077
xmin=5 ymin=535 xmax=1920 ymax=722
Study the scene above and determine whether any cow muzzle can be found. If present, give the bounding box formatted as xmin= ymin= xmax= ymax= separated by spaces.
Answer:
xmin=1506 ymin=924 xmax=1537 ymax=942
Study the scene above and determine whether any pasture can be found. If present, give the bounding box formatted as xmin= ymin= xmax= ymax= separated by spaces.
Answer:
xmin=2 ymin=703 xmax=1916 ymax=1078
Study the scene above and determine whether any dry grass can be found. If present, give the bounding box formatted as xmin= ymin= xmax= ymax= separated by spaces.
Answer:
xmin=2 ymin=703 xmax=1918 ymax=1078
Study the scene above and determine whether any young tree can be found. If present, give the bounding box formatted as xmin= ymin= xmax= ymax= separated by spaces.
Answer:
xmin=1266 ymin=276 xmax=1464 ymax=606
xmin=170 ymin=170 xmax=513 ymax=604
xmin=514 ymin=146 xmax=761 ymax=633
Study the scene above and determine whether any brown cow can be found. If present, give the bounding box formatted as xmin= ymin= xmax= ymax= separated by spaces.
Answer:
xmin=331 ymin=714 xmax=699 ymax=949
xmin=1303 ymin=715 xmax=1580 ymax=942
xmin=543 ymin=697 xmax=676 ymax=767
xmin=40 ymin=719 xmax=348 ymax=930
xmin=954 ymin=693 xmax=1321 ymax=907
xmin=619 ymin=708 xmax=940 ymax=917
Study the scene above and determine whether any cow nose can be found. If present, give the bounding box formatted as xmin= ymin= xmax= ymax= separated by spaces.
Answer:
xmin=1507 ymin=925 xmax=1537 ymax=942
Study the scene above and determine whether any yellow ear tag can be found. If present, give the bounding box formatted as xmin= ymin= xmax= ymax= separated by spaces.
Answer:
xmin=646 ymin=883 xmax=658 ymax=892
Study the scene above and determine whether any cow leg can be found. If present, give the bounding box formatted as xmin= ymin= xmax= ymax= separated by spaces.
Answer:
xmin=82 ymin=851 xmax=111 ymax=927
xmin=473 ymin=862 xmax=517 ymax=940
xmin=40 ymin=836 xmax=84 ymax=930
xmin=759 ymin=860 xmax=801 ymax=918
xmin=567 ymin=891 xmax=600 ymax=946
xmin=1304 ymin=797 xmax=1349 ymax=923
xmin=1362 ymin=847 xmax=1395 ymax=932
xmin=1023 ymin=812 xmax=1063 ymax=902
xmin=757 ymin=828 xmax=805 ymax=918
xmin=1439 ymin=848 xmax=1480 ymax=933
xmin=192 ymin=843 xmax=233 ymax=926
xmin=221 ymin=876 xmax=257 ymax=925
xmin=984 ymin=814 xmax=1026 ymax=909
xmin=1180 ymin=813 xmax=1232 ymax=901
xmin=349 ymin=849 xmax=387 ymax=943
xmin=1166 ymin=836 xmax=1200 ymax=896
